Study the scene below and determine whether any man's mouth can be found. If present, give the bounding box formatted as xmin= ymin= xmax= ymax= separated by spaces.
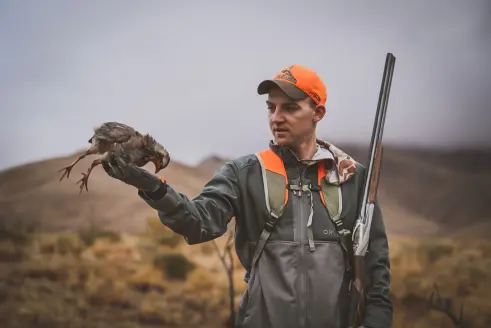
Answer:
xmin=274 ymin=127 xmax=288 ymax=133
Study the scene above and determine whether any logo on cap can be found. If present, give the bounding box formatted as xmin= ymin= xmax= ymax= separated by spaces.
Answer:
xmin=311 ymin=92 xmax=321 ymax=102
xmin=274 ymin=66 xmax=297 ymax=84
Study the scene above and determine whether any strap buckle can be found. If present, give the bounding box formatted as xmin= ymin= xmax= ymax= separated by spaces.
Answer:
xmin=288 ymin=182 xmax=321 ymax=196
xmin=264 ymin=213 xmax=278 ymax=232
xmin=288 ymin=183 xmax=321 ymax=191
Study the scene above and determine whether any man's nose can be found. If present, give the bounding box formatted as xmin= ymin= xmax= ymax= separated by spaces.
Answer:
xmin=270 ymin=109 xmax=284 ymax=123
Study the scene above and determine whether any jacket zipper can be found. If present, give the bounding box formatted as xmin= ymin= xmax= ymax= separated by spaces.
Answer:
xmin=290 ymin=156 xmax=310 ymax=328
xmin=293 ymin=193 xmax=306 ymax=328
xmin=295 ymin=167 xmax=308 ymax=328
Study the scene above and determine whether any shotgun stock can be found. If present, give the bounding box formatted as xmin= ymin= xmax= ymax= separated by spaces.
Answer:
xmin=348 ymin=53 xmax=396 ymax=328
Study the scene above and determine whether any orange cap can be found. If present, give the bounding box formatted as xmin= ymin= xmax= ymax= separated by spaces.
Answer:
xmin=257 ymin=64 xmax=327 ymax=105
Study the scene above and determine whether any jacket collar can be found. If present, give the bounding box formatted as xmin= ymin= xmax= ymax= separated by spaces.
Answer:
xmin=269 ymin=138 xmax=357 ymax=185
xmin=315 ymin=138 xmax=357 ymax=185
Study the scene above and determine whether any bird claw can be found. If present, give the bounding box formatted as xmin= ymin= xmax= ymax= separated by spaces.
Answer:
xmin=76 ymin=173 xmax=89 ymax=193
xmin=58 ymin=166 xmax=73 ymax=181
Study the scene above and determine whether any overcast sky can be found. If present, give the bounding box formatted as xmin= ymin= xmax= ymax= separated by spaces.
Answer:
xmin=1 ymin=0 xmax=490 ymax=171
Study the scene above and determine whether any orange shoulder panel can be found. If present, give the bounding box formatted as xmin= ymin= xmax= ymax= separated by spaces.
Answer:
xmin=317 ymin=160 xmax=327 ymax=181
xmin=257 ymin=149 xmax=287 ymax=177
xmin=257 ymin=149 xmax=289 ymax=206
xmin=317 ymin=160 xmax=327 ymax=206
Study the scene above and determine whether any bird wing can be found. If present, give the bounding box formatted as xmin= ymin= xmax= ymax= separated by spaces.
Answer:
xmin=93 ymin=122 xmax=140 ymax=144
xmin=108 ymin=136 xmax=150 ymax=166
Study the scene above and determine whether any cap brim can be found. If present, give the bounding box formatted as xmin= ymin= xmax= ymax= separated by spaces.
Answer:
xmin=257 ymin=80 xmax=308 ymax=100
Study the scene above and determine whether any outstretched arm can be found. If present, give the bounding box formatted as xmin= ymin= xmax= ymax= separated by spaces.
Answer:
xmin=138 ymin=161 xmax=241 ymax=244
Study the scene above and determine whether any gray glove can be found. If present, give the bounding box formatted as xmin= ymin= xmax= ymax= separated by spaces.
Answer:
xmin=101 ymin=153 xmax=163 ymax=192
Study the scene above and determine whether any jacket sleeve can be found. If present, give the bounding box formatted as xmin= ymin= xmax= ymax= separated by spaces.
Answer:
xmin=362 ymin=202 xmax=394 ymax=328
xmin=137 ymin=160 xmax=241 ymax=245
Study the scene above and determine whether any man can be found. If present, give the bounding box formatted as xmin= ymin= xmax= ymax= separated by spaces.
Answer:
xmin=102 ymin=64 xmax=393 ymax=328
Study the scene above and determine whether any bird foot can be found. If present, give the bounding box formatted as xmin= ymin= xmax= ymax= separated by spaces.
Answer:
xmin=58 ymin=165 xmax=74 ymax=181
xmin=76 ymin=173 xmax=90 ymax=194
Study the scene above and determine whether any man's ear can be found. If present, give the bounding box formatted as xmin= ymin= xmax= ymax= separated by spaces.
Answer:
xmin=313 ymin=104 xmax=326 ymax=123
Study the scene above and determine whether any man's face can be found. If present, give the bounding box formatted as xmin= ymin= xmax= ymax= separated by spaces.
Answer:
xmin=267 ymin=86 xmax=325 ymax=148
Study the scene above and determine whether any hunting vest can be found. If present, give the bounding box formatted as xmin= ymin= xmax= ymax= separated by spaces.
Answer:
xmin=246 ymin=148 xmax=352 ymax=283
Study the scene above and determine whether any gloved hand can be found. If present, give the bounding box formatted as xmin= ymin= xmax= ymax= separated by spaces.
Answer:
xmin=101 ymin=153 xmax=164 ymax=192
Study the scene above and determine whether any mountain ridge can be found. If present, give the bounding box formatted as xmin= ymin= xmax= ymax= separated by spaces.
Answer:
xmin=1 ymin=144 xmax=490 ymax=237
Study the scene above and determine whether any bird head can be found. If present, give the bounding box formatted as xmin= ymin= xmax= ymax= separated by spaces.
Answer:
xmin=143 ymin=134 xmax=171 ymax=173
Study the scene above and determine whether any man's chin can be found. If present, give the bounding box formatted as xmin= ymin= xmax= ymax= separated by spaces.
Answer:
xmin=274 ymin=138 xmax=292 ymax=148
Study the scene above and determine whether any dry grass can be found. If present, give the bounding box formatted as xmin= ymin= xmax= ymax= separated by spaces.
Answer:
xmin=0 ymin=218 xmax=237 ymax=328
xmin=0 ymin=218 xmax=490 ymax=328
xmin=389 ymin=236 xmax=491 ymax=327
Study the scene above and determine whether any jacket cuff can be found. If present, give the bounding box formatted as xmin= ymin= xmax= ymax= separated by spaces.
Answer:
xmin=137 ymin=181 xmax=184 ymax=214
xmin=138 ymin=180 xmax=168 ymax=201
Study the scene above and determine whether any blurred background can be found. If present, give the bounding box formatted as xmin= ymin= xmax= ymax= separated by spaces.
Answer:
xmin=0 ymin=1 xmax=490 ymax=327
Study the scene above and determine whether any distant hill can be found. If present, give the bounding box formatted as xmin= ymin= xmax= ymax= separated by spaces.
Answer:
xmin=340 ymin=144 xmax=491 ymax=236
xmin=0 ymin=150 xmax=217 ymax=234
xmin=0 ymin=144 xmax=490 ymax=237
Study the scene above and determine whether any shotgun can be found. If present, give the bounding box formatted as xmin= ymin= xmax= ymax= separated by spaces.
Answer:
xmin=348 ymin=52 xmax=396 ymax=327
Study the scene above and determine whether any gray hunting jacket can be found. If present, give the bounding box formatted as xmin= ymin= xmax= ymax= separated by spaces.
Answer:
xmin=138 ymin=140 xmax=393 ymax=328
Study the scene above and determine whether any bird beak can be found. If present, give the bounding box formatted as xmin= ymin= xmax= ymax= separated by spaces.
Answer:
xmin=155 ymin=159 xmax=170 ymax=173
xmin=150 ymin=157 xmax=161 ymax=173
xmin=152 ymin=154 xmax=170 ymax=174
xmin=162 ymin=154 xmax=170 ymax=169
xmin=154 ymin=161 xmax=162 ymax=174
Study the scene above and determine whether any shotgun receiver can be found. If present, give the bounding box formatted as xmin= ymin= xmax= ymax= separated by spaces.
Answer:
xmin=348 ymin=52 xmax=396 ymax=327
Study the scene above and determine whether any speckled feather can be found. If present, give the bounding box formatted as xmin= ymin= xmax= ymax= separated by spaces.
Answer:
xmin=110 ymin=134 xmax=161 ymax=167
xmin=88 ymin=122 xmax=140 ymax=154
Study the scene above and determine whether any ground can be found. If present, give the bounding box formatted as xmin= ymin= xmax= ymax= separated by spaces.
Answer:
xmin=0 ymin=218 xmax=490 ymax=328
